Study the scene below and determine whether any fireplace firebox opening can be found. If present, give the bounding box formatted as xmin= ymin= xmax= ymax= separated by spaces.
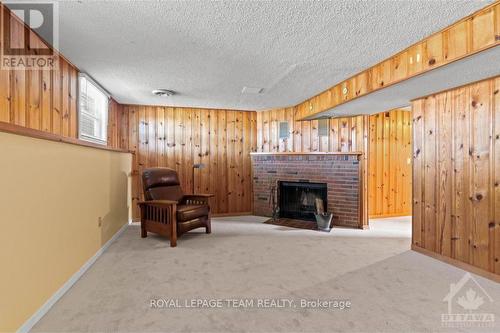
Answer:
xmin=278 ymin=181 xmax=327 ymax=221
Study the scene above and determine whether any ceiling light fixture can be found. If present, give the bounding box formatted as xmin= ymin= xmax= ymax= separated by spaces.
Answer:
xmin=152 ymin=89 xmax=175 ymax=97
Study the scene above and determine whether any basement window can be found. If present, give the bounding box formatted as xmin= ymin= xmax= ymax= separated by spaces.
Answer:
xmin=78 ymin=74 xmax=110 ymax=145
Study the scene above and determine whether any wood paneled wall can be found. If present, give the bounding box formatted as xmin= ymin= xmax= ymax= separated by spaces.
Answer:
xmin=0 ymin=5 xmax=79 ymax=137
xmin=412 ymin=76 xmax=500 ymax=278
xmin=107 ymin=99 xmax=129 ymax=150
xmin=295 ymin=2 xmax=499 ymax=120
xmin=256 ymin=108 xmax=412 ymax=220
xmin=111 ymin=105 xmax=257 ymax=219
xmin=368 ymin=110 xmax=412 ymax=217
xmin=256 ymin=107 xmax=368 ymax=153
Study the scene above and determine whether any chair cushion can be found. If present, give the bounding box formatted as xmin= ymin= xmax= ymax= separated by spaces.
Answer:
xmin=177 ymin=219 xmax=206 ymax=235
xmin=142 ymin=168 xmax=184 ymax=202
xmin=143 ymin=167 xmax=180 ymax=188
xmin=147 ymin=185 xmax=184 ymax=202
xmin=176 ymin=204 xmax=209 ymax=222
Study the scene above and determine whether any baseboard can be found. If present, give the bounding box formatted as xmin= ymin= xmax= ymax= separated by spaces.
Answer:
xmin=17 ymin=223 xmax=128 ymax=333
xmin=212 ymin=211 xmax=253 ymax=217
xmin=129 ymin=218 xmax=140 ymax=226
xmin=411 ymin=244 xmax=500 ymax=283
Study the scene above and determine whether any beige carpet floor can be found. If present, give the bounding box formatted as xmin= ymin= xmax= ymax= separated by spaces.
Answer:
xmin=31 ymin=216 xmax=500 ymax=333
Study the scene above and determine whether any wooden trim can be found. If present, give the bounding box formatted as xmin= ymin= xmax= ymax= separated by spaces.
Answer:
xmin=358 ymin=153 xmax=365 ymax=229
xmin=412 ymin=244 xmax=500 ymax=283
xmin=124 ymin=102 xmax=255 ymax=113
xmin=0 ymin=121 xmax=132 ymax=154
xmin=250 ymin=151 xmax=363 ymax=156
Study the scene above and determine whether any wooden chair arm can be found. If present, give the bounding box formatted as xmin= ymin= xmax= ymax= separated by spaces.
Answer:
xmin=138 ymin=200 xmax=177 ymax=207
xmin=183 ymin=194 xmax=214 ymax=205
xmin=184 ymin=194 xmax=214 ymax=199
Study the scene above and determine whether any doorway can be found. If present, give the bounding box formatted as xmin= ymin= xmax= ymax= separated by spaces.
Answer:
xmin=367 ymin=107 xmax=412 ymax=231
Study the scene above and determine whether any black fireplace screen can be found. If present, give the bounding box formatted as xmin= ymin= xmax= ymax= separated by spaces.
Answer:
xmin=279 ymin=181 xmax=327 ymax=221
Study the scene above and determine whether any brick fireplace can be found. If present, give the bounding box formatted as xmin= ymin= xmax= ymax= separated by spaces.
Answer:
xmin=251 ymin=152 xmax=362 ymax=228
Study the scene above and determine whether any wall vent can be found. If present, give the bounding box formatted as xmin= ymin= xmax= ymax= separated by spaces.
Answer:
xmin=279 ymin=121 xmax=289 ymax=139
xmin=318 ymin=119 xmax=329 ymax=137
xmin=241 ymin=87 xmax=264 ymax=94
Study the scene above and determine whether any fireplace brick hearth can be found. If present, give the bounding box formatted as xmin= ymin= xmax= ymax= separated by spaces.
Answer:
xmin=251 ymin=152 xmax=362 ymax=228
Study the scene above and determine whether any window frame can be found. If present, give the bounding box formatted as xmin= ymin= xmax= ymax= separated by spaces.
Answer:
xmin=78 ymin=73 xmax=111 ymax=145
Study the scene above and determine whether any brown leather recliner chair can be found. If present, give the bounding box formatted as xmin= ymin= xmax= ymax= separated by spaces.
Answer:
xmin=139 ymin=167 xmax=213 ymax=247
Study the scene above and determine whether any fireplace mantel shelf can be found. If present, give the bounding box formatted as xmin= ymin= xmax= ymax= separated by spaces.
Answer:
xmin=250 ymin=151 xmax=363 ymax=156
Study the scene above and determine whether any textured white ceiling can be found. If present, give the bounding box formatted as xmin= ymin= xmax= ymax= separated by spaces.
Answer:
xmin=54 ymin=0 xmax=493 ymax=110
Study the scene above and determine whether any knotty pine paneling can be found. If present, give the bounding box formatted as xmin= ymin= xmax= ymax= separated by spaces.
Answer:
xmin=114 ymin=105 xmax=257 ymax=219
xmin=368 ymin=110 xmax=412 ymax=218
xmin=256 ymin=107 xmax=367 ymax=153
xmin=296 ymin=1 xmax=499 ymax=120
xmin=412 ymin=76 xmax=500 ymax=278
xmin=107 ymin=100 xmax=129 ymax=150
xmin=0 ymin=5 xmax=79 ymax=138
